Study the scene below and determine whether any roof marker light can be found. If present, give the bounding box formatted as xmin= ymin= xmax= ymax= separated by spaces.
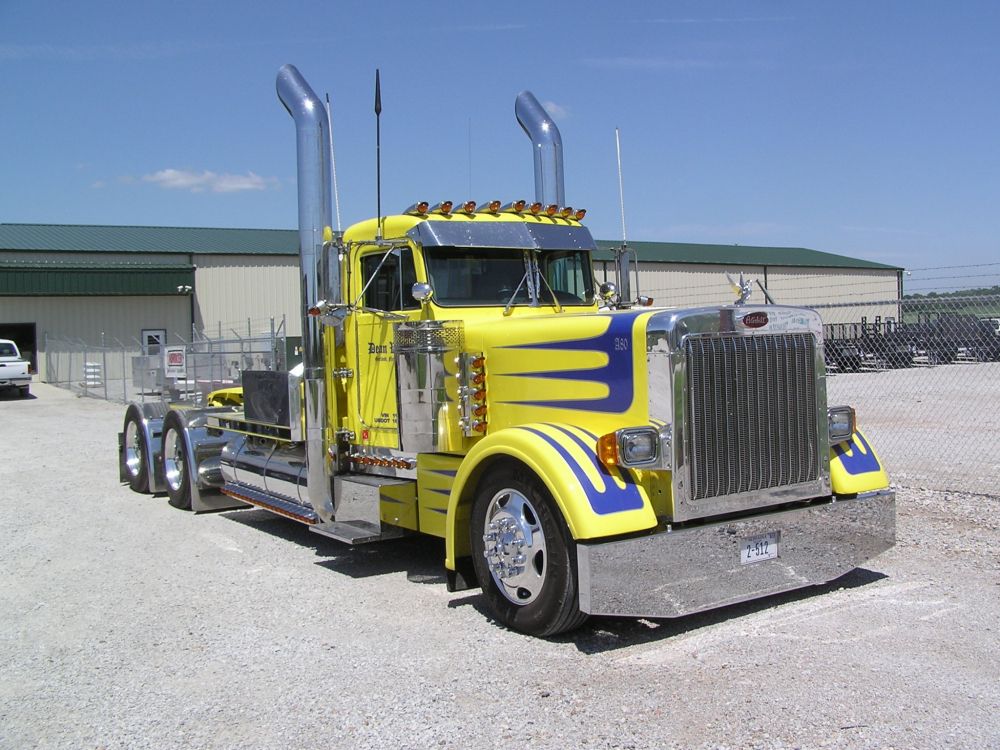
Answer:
xmin=560 ymin=206 xmax=574 ymax=218
xmin=404 ymin=201 xmax=430 ymax=215
xmin=574 ymin=208 xmax=587 ymax=220
xmin=545 ymin=204 xmax=559 ymax=216
xmin=461 ymin=200 xmax=477 ymax=214
xmin=431 ymin=201 xmax=453 ymax=215
xmin=528 ymin=202 xmax=543 ymax=215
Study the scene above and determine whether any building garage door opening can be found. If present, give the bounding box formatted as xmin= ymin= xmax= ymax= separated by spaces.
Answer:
xmin=0 ymin=323 xmax=37 ymax=372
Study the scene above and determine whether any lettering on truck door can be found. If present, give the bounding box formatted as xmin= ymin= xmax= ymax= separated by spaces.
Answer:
xmin=352 ymin=247 xmax=420 ymax=448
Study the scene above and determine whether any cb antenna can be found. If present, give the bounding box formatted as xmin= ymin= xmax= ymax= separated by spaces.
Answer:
xmin=614 ymin=127 xmax=635 ymax=303
xmin=374 ymin=69 xmax=383 ymax=240
xmin=616 ymin=127 xmax=627 ymax=247
xmin=325 ymin=94 xmax=342 ymax=233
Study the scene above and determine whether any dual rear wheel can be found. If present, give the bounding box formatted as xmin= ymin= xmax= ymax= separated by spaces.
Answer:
xmin=122 ymin=409 xmax=192 ymax=510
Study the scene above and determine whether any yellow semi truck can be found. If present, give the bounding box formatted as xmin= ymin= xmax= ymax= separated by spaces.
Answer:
xmin=120 ymin=65 xmax=894 ymax=636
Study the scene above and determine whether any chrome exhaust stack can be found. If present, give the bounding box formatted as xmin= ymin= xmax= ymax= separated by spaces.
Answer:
xmin=276 ymin=64 xmax=336 ymax=522
xmin=515 ymin=91 xmax=565 ymax=208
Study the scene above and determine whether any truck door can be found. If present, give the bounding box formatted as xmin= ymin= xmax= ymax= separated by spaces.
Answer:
xmin=351 ymin=246 xmax=421 ymax=449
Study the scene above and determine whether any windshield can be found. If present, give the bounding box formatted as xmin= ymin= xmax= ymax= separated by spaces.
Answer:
xmin=423 ymin=247 xmax=594 ymax=307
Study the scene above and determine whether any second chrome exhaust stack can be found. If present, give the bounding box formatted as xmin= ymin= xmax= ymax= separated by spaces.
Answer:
xmin=515 ymin=91 xmax=565 ymax=208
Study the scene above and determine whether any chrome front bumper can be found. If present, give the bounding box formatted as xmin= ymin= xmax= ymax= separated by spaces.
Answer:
xmin=577 ymin=490 xmax=895 ymax=618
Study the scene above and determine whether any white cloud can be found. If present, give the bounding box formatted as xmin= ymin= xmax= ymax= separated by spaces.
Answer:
xmin=141 ymin=169 xmax=277 ymax=193
xmin=541 ymin=100 xmax=569 ymax=121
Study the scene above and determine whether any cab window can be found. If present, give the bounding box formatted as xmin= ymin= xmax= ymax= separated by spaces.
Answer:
xmin=361 ymin=248 xmax=419 ymax=311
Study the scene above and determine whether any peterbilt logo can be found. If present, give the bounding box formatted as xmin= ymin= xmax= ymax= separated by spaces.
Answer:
xmin=742 ymin=312 xmax=769 ymax=328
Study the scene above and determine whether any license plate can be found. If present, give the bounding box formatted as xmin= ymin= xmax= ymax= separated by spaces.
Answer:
xmin=741 ymin=531 xmax=779 ymax=564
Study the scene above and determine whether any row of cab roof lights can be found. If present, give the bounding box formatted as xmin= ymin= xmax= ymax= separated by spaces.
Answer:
xmin=404 ymin=200 xmax=587 ymax=221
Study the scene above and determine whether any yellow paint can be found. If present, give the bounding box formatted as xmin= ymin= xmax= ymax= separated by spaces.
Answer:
xmin=829 ymin=429 xmax=890 ymax=494
xmin=444 ymin=423 xmax=658 ymax=570
xmin=379 ymin=480 xmax=418 ymax=531
xmin=205 ymin=387 xmax=243 ymax=407
xmin=417 ymin=453 xmax=463 ymax=539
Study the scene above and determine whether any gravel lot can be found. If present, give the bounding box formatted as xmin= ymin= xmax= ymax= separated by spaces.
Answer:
xmin=1 ymin=382 xmax=998 ymax=749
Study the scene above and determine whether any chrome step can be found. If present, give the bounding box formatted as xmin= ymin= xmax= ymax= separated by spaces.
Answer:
xmin=310 ymin=521 xmax=385 ymax=544
xmin=221 ymin=482 xmax=318 ymax=524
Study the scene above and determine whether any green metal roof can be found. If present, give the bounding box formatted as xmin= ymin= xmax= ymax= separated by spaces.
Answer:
xmin=594 ymin=240 xmax=900 ymax=271
xmin=0 ymin=223 xmax=299 ymax=255
xmin=0 ymin=223 xmax=899 ymax=271
xmin=0 ymin=260 xmax=195 ymax=296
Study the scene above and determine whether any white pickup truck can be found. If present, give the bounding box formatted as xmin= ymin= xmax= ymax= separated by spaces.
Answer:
xmin=0 ymin=339 xmax=31 ymax=398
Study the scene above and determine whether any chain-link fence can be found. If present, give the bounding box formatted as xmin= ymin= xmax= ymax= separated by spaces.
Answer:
xmin=45 ymin=317 xmax=291 ymax=406
xmin=40 ymin=290 xmax=999 ymax=496
xmin=820 ymin=294 xmax=999 ymax=497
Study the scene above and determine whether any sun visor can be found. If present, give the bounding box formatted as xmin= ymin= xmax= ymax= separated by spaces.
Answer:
xmin=407 ymin=220 xmax=596 ymax=251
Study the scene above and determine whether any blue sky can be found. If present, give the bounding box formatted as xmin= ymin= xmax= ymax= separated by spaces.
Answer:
xmin=2 ymin=1 xmax=998 ymax=291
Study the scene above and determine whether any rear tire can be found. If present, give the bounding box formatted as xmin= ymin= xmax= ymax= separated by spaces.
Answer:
xmin=162 ymin=415 xmax=192 ymax=510
xmin=470 ymin=463 xmax=588 ymax=637
xmin=123 ymin=411 xmax=150 ymax=493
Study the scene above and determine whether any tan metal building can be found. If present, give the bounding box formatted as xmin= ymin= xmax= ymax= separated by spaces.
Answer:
xmin=1 ymin=224 xmax=901 ymax=380
xmin=594 ymin=240 xmax=903 ymax=325
xmin=0 ymin=224 xmax=301 ymax=378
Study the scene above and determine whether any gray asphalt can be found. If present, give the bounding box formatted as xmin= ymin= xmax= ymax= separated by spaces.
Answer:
xmin=1 ymin=383 xmax=997 ymax=749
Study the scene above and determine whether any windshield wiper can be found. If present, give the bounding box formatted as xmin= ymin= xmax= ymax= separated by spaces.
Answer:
xmin=536 ymin=267 xmax=563 ymax=313
xmin=502 ymin=272 xmax=530 ymax=316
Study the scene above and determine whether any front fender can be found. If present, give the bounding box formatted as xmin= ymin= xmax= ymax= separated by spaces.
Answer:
xmin=446 ymin=423 xmax=658 ymax=570
xmin=830 ymin=429 xmax=890 ymax=495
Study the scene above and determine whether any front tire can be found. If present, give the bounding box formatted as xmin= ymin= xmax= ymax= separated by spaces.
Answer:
xmin=470 ymin=463 xmax=588 ymax=637
xmin=162 ymin=415 xmax=192 ymax=510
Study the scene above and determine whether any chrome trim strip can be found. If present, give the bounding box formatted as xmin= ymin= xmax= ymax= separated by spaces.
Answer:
xmin=578 ymin=489 xmax=895 ymax=618
xmin=222 ymin=482 xmax=319 ymax=524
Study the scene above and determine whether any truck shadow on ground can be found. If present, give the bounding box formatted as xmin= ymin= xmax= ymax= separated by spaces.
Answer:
xmin=448 ymin=566 xmax=888 ymax=653
xmin=220 ymin=508 xmax=887 ymax=652
xmin=220 ymin=508 xmax=447 ymax=585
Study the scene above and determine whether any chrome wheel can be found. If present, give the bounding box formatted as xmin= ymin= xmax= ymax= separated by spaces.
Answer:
xmin=124 ymin=419 xmax=143 ymax=478
xmin=482 ymin=488 xmax=547 ymax=605
xmin=163 ymin=428 xmax=184 ymax=493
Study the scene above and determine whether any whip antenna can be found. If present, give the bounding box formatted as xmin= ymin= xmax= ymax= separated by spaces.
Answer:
xmin=613 ymin=127 xmax=635 ymax=303
xmin=374 ymin=69 xmax=383 ymax=240
xmin=325 ymin=94 xmax=342 ymax=233
xmin=616 ymin=127 xmax=627 ymax=246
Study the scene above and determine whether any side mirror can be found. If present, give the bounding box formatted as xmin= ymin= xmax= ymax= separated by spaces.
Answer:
xmin=411 ymin=282 xmax=434 ymax=305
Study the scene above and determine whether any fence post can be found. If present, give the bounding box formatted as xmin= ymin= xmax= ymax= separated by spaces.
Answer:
xmin=270 ymin=317 xmax=276 ymax=371
xmin=102 ymin=345 xmax=108 ymax=401
xmin=82 ymin=342 xmax=89 ymax=397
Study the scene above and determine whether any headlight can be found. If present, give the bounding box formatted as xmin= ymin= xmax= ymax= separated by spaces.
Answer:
xmin=828 ymin=405 xmax=856 ymax=444
xmin=620 ymin=428 xmax=658 ymax=465
xmin=597 ymin=426 xmax=666 ymax=468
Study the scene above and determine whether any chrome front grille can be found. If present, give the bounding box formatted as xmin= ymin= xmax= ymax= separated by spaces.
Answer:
xmin=685 ymin=333 xmax=819 ymax=502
